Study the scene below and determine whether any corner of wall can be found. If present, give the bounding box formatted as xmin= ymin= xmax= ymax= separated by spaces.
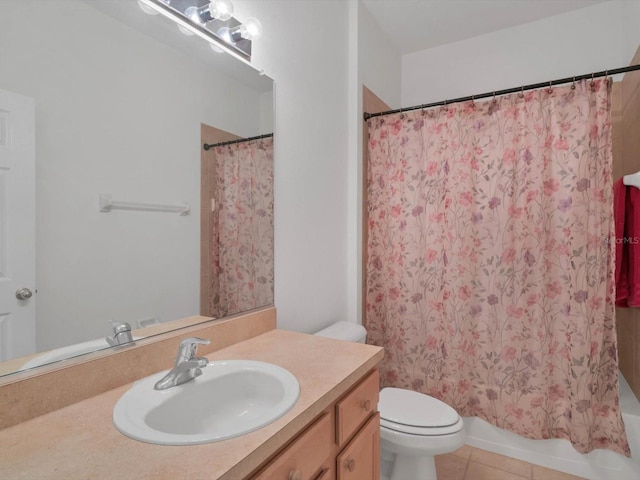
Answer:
xmin=348 ymin=1 xmax=402 ymax=327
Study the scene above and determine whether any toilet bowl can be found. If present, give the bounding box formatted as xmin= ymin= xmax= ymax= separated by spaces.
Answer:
xmin=379 ymin=387 xmax=466 ymax=480
xmin=314 ymin=321 xmax=466 ymax=480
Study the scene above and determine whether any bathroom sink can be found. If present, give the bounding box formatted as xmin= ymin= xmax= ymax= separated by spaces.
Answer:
xmin=113 ymin=360 xmax=300 ymax=445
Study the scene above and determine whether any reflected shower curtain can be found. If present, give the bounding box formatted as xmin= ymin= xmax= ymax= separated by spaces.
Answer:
xmin=215 ymin=137 xmax=273 ymax=316
xmin=366 ymin=79 xmax=629 ymax=455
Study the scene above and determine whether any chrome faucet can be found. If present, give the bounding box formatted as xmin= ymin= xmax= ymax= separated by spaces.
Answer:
xmin=106 ymin=322 xmax=134 ymax=347
xmin=154 ymin=337 xmax=211 ymax=390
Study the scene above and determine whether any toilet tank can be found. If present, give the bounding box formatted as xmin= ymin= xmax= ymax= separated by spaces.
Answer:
xmin=314 ymin=321 xmax=367 ymax=343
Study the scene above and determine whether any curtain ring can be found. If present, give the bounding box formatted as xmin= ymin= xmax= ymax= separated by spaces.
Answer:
xmin=571 ymin=77 xmax=576 ymax=90
xmin=492 ymin=92 xmax=497 ymax=104
xmin=470 ymin=95 xmax=475 ymax=106
xmin=420 ymin=104 xmax=426 ymax=116
xmin=399 ymin=106 xmax=404 ymax=119
xmin=443 ymin=99 xmax=448 ymax=111
xmin=590 ymin=72 xmax=595 ymax=89
xmin=547 ymin=81 xmax=553 ymax=94
xmin=518 ymin=86 xmax=524 ymax=98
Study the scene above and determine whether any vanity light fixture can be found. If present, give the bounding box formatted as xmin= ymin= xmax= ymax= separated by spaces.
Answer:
xmin=137 ymin=0 xmax=261 ymax=62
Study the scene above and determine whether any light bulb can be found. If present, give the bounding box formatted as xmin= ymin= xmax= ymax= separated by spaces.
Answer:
xmin=239 ymin=17 xmax=263 ymax=41
xmin=184 ymin=5 xmax=207 ymax=25
xmin=209 ymin=0 xmax=234 ymax=21
xmin=217 ymin=26 xmax=232 ymax=43
xmin=137 ymin=0 xmax=158 ymax=15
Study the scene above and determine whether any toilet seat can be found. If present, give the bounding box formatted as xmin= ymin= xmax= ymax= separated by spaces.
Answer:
xmin=380 ymin=387 xmax=463 ymax=436
xmin=381 ymin=416 xmax=464 ymax=436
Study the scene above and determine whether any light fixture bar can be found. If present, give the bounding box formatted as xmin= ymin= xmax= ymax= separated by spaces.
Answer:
xmin=138 ymin=0 xmax=251 ymax=63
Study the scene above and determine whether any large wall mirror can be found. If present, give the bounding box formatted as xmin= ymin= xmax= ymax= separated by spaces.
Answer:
xmin=0 ymin=0 xmax=274 ymax=377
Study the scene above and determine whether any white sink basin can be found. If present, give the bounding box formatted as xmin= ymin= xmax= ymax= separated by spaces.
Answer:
xmin=113 ymin=360 xmax=300 ymax=445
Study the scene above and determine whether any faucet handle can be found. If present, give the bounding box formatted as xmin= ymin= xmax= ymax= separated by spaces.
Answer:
xmin=175 ymin=337 xmax=211 ymax=364
xmin=106 ymin=322 xmax=133 ymax=347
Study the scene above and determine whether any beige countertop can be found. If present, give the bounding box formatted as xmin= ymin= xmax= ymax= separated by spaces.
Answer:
xmin=0 ymin=329 xmax=383 ymax=480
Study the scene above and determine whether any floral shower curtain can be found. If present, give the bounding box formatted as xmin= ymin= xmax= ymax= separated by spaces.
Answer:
xmin=366 ymin=79 xmax=629 ymax=455
xmin=214 ymin=137 xmax=274 ymax=316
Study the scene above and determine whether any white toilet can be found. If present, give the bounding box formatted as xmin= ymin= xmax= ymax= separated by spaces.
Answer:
xmin=315 ymin=321 xmax=466 ymax=480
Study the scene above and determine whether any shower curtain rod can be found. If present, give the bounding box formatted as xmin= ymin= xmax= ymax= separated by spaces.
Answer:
xmin=363 ymin=64 xmax=640 ymax=120
xmin=203 ymin=133 xmax=273 ymax=150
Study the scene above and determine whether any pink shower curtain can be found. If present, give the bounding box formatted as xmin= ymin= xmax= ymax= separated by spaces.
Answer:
xmin=215 ymin=137 xmax=274 ymax=316
xmin=366 ymin=79 xmax=629 ymax=456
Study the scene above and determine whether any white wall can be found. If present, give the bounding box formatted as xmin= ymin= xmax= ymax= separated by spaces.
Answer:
xmin=358 ymin=4 xmax=402 ymax=109
xmin=0 ymin=1 xmax=265 ymax=349
xmin=232 ymin=0 xmax=352 ymax=332
xmin=259 ymin=91 xmax=275 ymax=133
xmin=622 ymin=0 xmax=640 ymax=62
xmin=402 ymin=1 xmax=640 ymax=107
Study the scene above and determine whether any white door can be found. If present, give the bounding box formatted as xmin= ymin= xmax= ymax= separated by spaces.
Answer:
xmin=0 ymin=88 xmax=36 ymax=361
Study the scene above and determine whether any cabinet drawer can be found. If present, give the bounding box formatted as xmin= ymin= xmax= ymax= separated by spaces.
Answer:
xmin=336 ymin=413 xmax=380 ymax=480
xmin=252 ymin=411 xmax=334 ymax=480
xmin=336 ymin=369 xmax=379 ymax=446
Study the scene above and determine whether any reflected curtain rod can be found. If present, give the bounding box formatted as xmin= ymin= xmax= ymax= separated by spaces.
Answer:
xmin=203 ymin=133 xmax=273 ymax=150
xmin=363 ymin=64 xmax=640 ymax=121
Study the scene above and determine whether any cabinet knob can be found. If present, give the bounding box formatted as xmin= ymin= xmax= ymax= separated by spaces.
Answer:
xmin=344 ymin=458 xmax=356 ymax=472
xmin=360 ymin=399 xmax=371 ymax=411
xmin=288 ymin=470 xmax=302 ymax=480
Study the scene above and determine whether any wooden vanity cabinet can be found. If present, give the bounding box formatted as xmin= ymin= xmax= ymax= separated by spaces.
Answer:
xmin=250 ymin=370 xmax=380 ymax=480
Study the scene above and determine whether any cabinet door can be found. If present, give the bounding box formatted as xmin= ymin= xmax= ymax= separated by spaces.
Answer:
xmin=336 ymin=370 xmax=379 ymax=446
xmin=252 ymin=411 xmax=333 ymax=480
xmin=336 ymin=413 xmax=380 ymax=480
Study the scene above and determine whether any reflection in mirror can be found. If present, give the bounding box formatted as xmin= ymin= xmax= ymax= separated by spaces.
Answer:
xmin=0 ymin=0 xmax=274 ymax=377
xmin=201 ymin=131 xmax=274 ymax=318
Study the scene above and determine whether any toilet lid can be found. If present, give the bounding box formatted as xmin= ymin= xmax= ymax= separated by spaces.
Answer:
xmin=379 ymin=387 xmax=460 ymax=428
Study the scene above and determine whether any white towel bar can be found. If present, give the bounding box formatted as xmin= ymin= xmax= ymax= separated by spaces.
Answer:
xmin=99 ymin=194 xmax=190 ymax=216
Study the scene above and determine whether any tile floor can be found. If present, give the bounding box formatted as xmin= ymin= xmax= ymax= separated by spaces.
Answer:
xmin=434 ymin=445 xmax=587 ymax=480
